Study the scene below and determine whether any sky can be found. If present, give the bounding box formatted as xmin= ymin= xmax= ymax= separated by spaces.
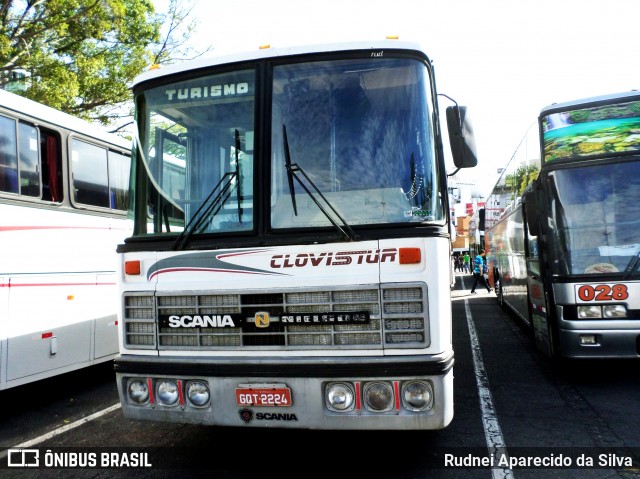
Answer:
xmin=154 ymin=0 xmax=640 ymax=198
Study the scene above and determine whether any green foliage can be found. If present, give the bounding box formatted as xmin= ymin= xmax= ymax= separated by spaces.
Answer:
xmin=504 ymin=164 xmax=539 ymax=197
xmin=0 ymin=0 xmax=161 ymax=125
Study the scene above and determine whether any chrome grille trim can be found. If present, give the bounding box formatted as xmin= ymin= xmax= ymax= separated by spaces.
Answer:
xmin=122 ymin=283 xmax=429 ymax=350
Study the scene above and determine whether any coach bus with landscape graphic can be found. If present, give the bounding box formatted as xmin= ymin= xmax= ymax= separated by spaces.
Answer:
xmin=114 ymin=39 xmax=477 ymax=429
xmin=484 ymin=91 xmax=640 ymax=359
xmin=0 ymin=89 xmax=132 ymax=390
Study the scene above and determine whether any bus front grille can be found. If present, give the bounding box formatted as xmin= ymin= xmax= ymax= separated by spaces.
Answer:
xmin=122 ymin=283 xmax=429 ymax=351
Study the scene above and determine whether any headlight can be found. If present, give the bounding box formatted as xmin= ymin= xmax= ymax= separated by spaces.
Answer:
xmin=157 ymin=380 xmax=179 ymax=406
xmin=127 ymin=379 xmax=149 ymax=404
xmin=603 ymin=304 xmax=627 ymax=318
xmin=325 ymin=382 xmax=355 ymax=412
xmin=363 ymin=382 xmax=393 ymax=412
xmin=577 ymin=305 xmax=602 ymax=319
xmin=187 ymin=381 xmax=210 ymax=407
xmin=402 ymin=381 xmax=433 ymax=411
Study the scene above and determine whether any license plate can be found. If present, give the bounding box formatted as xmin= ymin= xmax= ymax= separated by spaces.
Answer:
xmin=235 ymin=383 xmax=292 ymax=407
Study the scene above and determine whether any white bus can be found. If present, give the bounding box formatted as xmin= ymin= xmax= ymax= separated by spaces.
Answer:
xmin=115 ymin=39 xmax=477 ymax=430
xmin=0 ymin=89 xmax=132 ymax=389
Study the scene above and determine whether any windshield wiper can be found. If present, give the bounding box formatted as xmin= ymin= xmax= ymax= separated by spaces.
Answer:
xmin=234 ymin=129 xmax=243 ymax=223
xmin=623 ymin=247 xmax=640 ymax=279
xmin=282 ymin=124 xmax=357 ymax=241
xmin=172 ymin=171 xmax=237 ymax=251
xmin=283 ymin=125 xmax=298 ymax=215
xmin=173 ymin=129 xmax=245 ymax=251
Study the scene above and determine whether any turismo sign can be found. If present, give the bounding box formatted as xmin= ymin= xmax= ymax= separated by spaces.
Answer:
xmin=163 ymin=82 xmax=250 ymax=102
xmin=144 ymin=72 xmax=255 ymax=105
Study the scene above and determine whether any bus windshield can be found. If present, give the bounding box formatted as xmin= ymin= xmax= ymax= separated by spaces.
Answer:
xmin=133 ymin=55 xmax=442 ymax=237
xmin=270 ymin=58 xmax=441 ymax=228
xmin=547 ymin=160 xmax=640 ymax=275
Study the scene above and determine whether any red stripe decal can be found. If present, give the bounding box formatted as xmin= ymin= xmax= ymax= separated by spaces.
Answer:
xmin=394 ymin=381 xmax=401 ymax=413
xmin=177 ymin=380 xmax=184 ymax=406
xmin=42 ymin=332 xmax=53 ymax=339
xmin=355 ymin=382 xmax=361 ymax=413
xmin=1 ymin=282 xmax=115 ymax=288
xmin=147 ymin=378 xmax=155 ymax=405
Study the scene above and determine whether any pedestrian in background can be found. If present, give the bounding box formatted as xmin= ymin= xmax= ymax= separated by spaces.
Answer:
xmin=462 ymin=252 xmax=471 ymax=274
xmin=470 ymin=250 xmax=492 ymax=294
xmin=453 ymin=254 xmax=462 ymax=272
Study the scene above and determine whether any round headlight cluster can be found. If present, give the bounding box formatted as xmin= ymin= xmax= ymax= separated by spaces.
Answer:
xmin=128 ymin=378 xmax=211 ymax=408
xmin=402 ymin=381 xmax=433 ymax=411
xmin=325 ymin=380 xmax=434 ymax=413
xmin=325 ymin=382 xmax=355 ymax=411
xmin=187 ymin=381 xmax=210 ymax=407
xmin=156 ymin=380 xmax=179 ymax=406
xmin=363 ymin=382 xmax=394 ymax=412
xmin=127 ymin=379 xmax=149 ymax=404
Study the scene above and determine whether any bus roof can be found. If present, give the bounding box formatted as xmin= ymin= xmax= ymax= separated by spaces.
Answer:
xmin=0 ymin=88 xmax=130 ymax=150
xmin=132 ymin=39 xmax=427 ymax=88
xmin=540 ymin=90 xmax=640 ymax=117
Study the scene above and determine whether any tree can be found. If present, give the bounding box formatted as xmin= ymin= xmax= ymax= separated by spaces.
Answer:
xmin=0 ymin=0 xmax=210 ymax=128
xmin=0 ymin=0 xmax=160 ymax=124
xmin=150 ymin=0 xmax=211 ymax=67
xmin=505 ymin=164 xmax=539 ymax=198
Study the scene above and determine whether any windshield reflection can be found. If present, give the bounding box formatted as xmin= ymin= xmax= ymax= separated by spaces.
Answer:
xmin=134 ymin=56 xmax=443 ymax=238
xmin=548 ymin=161 xmax=640 ymax=275
xmin=270 ymin=58 xmax=442 ymax=229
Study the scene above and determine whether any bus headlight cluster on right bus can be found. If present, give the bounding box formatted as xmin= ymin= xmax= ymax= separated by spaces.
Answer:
xmin=577 ymin=304 xmax=628 ymax=319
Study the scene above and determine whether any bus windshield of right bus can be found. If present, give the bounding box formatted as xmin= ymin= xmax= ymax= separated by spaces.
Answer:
xmin=545 ymin=162 xmax=640 ymax=275
xmin=541 ymin=98 xmax=640 ymax=276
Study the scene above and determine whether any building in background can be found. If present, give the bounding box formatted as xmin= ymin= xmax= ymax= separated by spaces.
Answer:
xmin=449 ymin=177 xmax=485 ymax=255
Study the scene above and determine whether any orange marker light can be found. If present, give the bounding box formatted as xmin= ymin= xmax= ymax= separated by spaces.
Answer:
xmin=125 ymin=260 xmax=141 ymax=275
xmin=399 ymin=247 xmax=421 ymax=264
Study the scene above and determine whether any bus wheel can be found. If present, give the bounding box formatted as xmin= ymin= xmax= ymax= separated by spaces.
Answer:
xmin=548 ymin=320 xmax=563 ymax=362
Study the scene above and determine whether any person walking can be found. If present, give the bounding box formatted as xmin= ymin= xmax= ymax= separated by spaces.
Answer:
xmin=470 ymin=250 xmax=492 ymax=294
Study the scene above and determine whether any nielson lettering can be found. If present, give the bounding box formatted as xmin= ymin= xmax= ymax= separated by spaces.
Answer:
xmin=168 ymin=315 xmax=236 ymax=328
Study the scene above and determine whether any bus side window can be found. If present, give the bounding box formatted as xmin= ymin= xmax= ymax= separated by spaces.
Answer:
xmin=40 ymin=129 xmax=63 ymax=202
xmin=18 ymin=122 xmax=41 ymax=197
xmin=0 ymin=114 xmax=19 ymax=194
xmin=108 ymin=150 xmax=130 ymax=211
xmin=70 ymin=138 xmax=109 ymax=208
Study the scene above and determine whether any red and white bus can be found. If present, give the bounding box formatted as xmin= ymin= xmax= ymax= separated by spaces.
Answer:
xmin=114 ymin=39 xmax=477 ymax=429
xmin=0 ymin=89 xmax=132 ymax=389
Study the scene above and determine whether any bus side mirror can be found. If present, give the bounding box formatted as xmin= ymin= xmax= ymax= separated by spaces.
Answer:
xmin=524 ymin=189 xmax=543 ymax=236
xmin=446 ymin=105 xmax=478 ymax=169
xmin=478 ymin=208 xmax=485 ymax=232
